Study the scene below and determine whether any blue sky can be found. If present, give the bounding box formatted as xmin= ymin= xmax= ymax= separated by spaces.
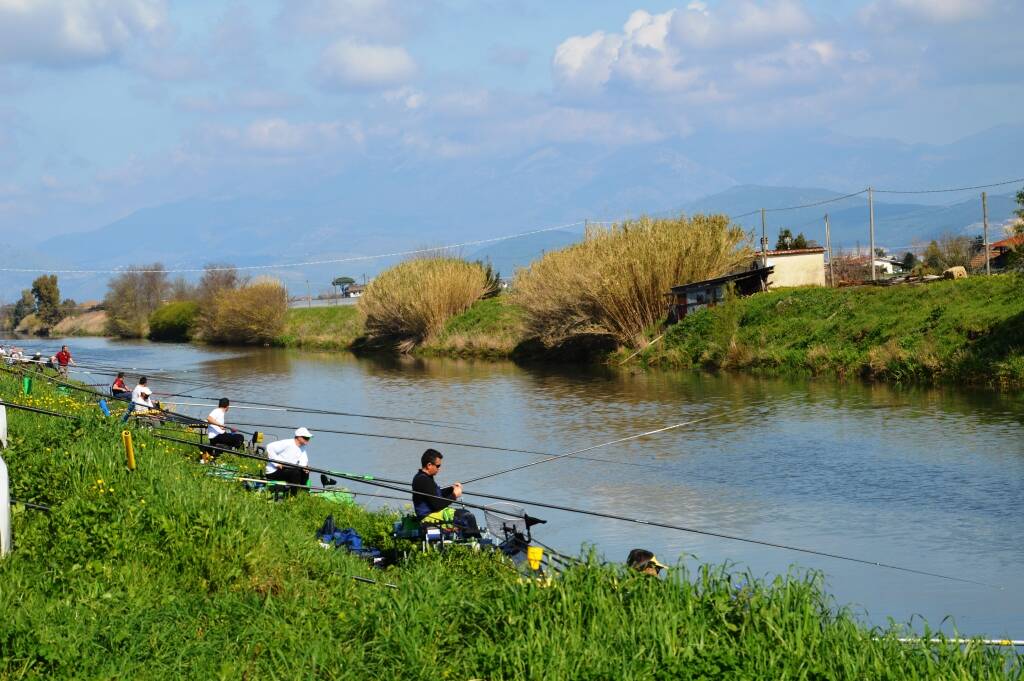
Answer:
xmin=1 ymin=0 xmax=1022 ymax=240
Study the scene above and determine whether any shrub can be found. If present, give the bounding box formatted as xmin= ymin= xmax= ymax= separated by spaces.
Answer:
xmin=513 ymin=214 xmax=751 ymax=348
xmin=103 ymin=264 xmax=169 ymax=338
xmin=359 ymin=257 xmax=490 ymax=351
xmin=148 ymin=301 xmax=200 ymax=342
xmin=198 ymin=277 xmax=287 ymax=344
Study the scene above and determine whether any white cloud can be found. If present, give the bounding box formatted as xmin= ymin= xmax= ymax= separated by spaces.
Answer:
xmin=553 ymin=2 xmax=819 ymax=96
xmin=862 ymin=0 xmax=990 ymax=25
xmin=382 ymin=86 xmax=425 ymax=110
xmin=0 ymin=0 xmax=166 ymax=67
xmin=208 ymin=118 xmax=362 ymax=155
xmin=316 ymin=40 xmax=417 ymax=90
xmin=278 ymin=0 xmax=412 ymax=41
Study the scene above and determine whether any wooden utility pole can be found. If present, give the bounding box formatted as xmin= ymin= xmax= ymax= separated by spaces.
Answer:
xmin=825 ymin=213 xmax=834 ymax=287
xmin=306 ymin=280 xmax=311 ymax=308
xmin=868 ymin=187 xmax=876 ymax=281
xmin=760 ymin=208 xmax=767 ymax=267
xmin=982 ymin=191 xmax=990 ymax=276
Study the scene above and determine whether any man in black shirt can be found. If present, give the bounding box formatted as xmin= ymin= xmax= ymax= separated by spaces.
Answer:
xmin=411 ymin=448 xmax=463 ymax=522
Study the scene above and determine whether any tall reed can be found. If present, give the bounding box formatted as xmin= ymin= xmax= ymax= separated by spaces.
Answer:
xmin=198 ymin=276 xmax=288 ymax=344
xmin=513 ymin=214 xmax=751 ymax=348
xmin=359 ymin=256 xmax=489 ymax=351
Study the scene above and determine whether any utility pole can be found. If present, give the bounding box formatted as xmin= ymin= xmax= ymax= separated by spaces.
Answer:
xmin=306 ymin=280 xmax=311 ymax=308
xmin=760 ymin=208 xmax=767 ymax=266
xmin=868 ymin=186 xmax=876 ymax=281
xmin=982 ymin=191 xmax=990 ymax=276
xmin=825 ymin=213 xmax=833 ymax=288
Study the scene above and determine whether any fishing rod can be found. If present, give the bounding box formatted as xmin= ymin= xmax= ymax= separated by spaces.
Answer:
xmin=152 ymin=434 xmax=997 ymax=588
xmin=223 ymin=419 xmax=666 ymax=471
xmin=18 ymin=356 xmax=475 ymax=431
xmin=462 ymin=412 xmax=722 ymax=484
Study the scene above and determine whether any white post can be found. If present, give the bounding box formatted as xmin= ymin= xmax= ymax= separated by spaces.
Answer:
xmin=0 ymin=454 xmax=10 ymax=556
xmin=0 ymin=400 xmax=7 ymax=449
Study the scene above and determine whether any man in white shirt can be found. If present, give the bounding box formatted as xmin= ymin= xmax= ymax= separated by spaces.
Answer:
xmin=264 ymin=427 xmax=313 ymax=495
xmin=203 ymin=397 xmax=245 ymax=461
xmin=131 ymin=376 xmax=154 ymax=411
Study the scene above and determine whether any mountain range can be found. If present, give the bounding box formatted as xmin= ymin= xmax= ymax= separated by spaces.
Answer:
xmin=1 ymin=125 xmax=1021 ymax=301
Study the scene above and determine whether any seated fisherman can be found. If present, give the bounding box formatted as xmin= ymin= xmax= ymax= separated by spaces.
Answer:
xmin=110 ymin=372 xmax=132 ymax=400
xmin=131 ymin=376 xmax=154 ymax=411
xmin=411 ymin=448 xmax=463 ymax=524
xmin=203 ymin=397 xmax=245 ymax=461
xmin=264 ymin=428 xmax=313 ymax=495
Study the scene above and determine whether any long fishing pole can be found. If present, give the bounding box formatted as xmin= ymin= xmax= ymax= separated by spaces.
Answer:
xmin=152 ymin=434 xmax=997 ymax=588
xmin=223 ymin=419 xmax=666 ymax=470
xmin=462 ymin=412 xmax=722 ymax=484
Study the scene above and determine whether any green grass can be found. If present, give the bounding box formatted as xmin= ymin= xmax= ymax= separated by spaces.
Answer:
xmin=640 ymin=273 xmax=1024 ymax=387
xmin=0 ymin=370 xmax=1021 ymax=678
xmin=419 ymin=295 xmax=525 ymax=358
xmin=273 ymin=306 xmax=365 ymax=351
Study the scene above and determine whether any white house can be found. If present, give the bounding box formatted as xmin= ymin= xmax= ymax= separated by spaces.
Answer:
xmin=761 ymin=248 xmax=826 ymax=287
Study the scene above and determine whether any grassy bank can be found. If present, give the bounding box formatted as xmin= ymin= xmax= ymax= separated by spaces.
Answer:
xmin=639 ymin=274 xmax=1024 ymax=387
xmin=274 ymin=306 xmax=365 ymax=350
xmin=2 ymin=373 xmax=1019 ymax=678
xmin=419 ymin=296 xmax=525 ymax=358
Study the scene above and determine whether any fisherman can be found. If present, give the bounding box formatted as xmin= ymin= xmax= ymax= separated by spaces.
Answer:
xmin=130 ymin=376 xmax=154 ymax=411
xmin=411 ymin=448 xmax=463 ymax=523
xmin=264 ymin=427 xmax=313 ymax=495
xmin=110 ymin=372 xmax=131 ymax=400
xmin=203 ymin=397 xmax=245 ymax=461
xmin=31 ymin=351 xmax=44 ymax=372
xmin=626 ymin=548 xmax=667 ymax=576
xmin=55 ymin=345 xmax=75 ymax=378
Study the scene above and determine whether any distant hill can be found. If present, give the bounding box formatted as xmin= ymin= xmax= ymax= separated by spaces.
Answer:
xmin=2 ymin=123 xmax=1021 ymax=301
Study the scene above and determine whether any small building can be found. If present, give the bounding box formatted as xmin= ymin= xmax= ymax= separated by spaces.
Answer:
xmin=971 ymin=235 xmax=1023 ymax=270
xmin=762 ymin=247 xmax=827 ymax=287
xmin=666 ymin=266 xmax=772 ymax=321
xmin=344 ymin=284 xmax=365 ymax=298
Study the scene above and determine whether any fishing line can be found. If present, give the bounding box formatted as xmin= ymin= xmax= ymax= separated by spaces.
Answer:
xmin=463 ymin=412 xmax=722 ymax=484
xmin=224 ymin=419 xmax=667 ymax=471
xmin=153 ymin=434 xmax=997 ymax=588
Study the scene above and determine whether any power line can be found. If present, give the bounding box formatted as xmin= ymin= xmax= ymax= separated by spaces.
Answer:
xmin=875 ymin=178 xmax=1024 ymax=194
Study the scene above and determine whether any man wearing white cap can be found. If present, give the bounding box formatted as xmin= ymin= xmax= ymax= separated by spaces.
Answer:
xmin=264 ymin=427 xmax=313 ymax=495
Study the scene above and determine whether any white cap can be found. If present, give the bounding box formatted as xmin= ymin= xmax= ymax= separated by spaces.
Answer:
xmin=294 ymin=427 xmax=313 ymax=439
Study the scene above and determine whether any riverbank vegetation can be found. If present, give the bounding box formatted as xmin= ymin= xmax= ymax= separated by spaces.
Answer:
xmin=359 ymin=256 xmax=497 ymax=352
xmin=513 ymin=215 xmax=750 ymax=350
xmin=418 ymin=295 xmax=525 ymax=358
xmin=102 ymin=263 xmax=287 ymax=344
xmin=274 ymin=305 xmax=364 ymax=350
xmin=641 ymin=274 xmax=1024 ymax=387
xmin=1 ymin=371 xmax=1019 ymax=679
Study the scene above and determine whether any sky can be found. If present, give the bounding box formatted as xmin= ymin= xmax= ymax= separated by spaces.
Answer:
xmin=1 ymin=0 xmax=1023 ymax=241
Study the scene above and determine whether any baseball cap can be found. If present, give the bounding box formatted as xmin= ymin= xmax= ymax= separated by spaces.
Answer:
xmin=294 ymin=427 xmax=313 ymax=439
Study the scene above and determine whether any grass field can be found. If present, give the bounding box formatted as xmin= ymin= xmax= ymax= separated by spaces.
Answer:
xmin=274 ymin=306 xmax=365 ymax=351
xmin=1 ymin=370 xmax=1021 ymax=678
xmin=637 ymin=273 xmax=1024 ymax=387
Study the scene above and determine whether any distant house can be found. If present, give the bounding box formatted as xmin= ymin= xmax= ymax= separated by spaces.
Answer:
xmin=761 ymin=247 xmax=827 ymax=287
xmin=666 ymin=266 xmax=772 ymax=322
xmin=344 ymin=284 xmax=366 ymax=298
xmin=970 ymin=235 xmax=1023 ymax=270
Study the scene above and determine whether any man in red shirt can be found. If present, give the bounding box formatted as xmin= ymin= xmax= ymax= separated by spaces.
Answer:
xmin=55 ymin=345 xmax=75 ymax=378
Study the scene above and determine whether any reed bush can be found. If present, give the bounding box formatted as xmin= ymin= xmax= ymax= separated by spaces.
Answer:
xmin=359 ymin=256 xmax=490 ymax=351
xmin=0 ymin=371 xmax=1020 ymax=679
xmin=513 ymin=214 xmax=751 ymax=349
xmin=197 ymin=277 xmax=288 ymax=344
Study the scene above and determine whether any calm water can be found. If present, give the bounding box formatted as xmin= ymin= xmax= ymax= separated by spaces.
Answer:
xmin=8 ymin=336 xmax=1024 ymax=637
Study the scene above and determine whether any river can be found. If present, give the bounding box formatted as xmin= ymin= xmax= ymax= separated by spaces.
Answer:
xmin=6 ymin=336 xmax=1024 ymax=638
